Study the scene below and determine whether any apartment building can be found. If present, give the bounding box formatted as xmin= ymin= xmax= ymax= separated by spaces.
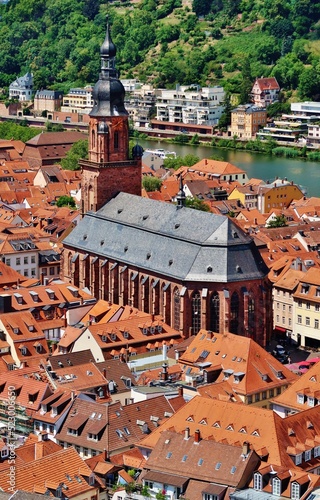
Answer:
xmin=229 ymin=104 xmax=267 ymax=139
xmin=155 ymin=84 xmax=225 ymax=125
xmin=61 ymin=86 xmax=93 ymax=114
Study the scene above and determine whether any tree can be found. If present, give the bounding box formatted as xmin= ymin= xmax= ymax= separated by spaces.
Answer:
xmin=142 ymin=176 xmax=162 ymax=192
xmin=192 ymin=0 xmax=211 ymax=17
xmin=298 ymin=66 xmax=320 ymax=101
xmin=185 ymin=196 xmax=210 ymax=211
xmin=56 ymin=195 xmax=76 ymax=208
xmin=218 ymin=94 xmax=232 ymax=131
xmin=267 ymin=214 xmax=288 ymax=228
xmin=61 ymin=139 xmax=88 ymax=170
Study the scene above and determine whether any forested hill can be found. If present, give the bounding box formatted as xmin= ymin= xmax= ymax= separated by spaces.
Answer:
xmin=1 ymin=0 xmax=320 ymax=102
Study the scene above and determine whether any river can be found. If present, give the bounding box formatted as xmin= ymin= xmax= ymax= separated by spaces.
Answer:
xmin=140 ymin=139 xmax=320 ymax=198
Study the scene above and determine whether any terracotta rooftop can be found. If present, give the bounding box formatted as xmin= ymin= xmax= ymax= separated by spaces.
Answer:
xmin=0 ymin=446 xmax=100 ymax=496
xmin=178 ymin=329 xmax=297 ymax=395
xmin=137 ymin=395 xmax=320 ymax=469
xmin=145 ymin=429 xmax=260 ymax=488
xmin=272 ymin=361 xmax=320 ymax=413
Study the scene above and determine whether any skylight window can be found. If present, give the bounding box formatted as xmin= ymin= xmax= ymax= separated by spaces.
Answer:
xmin=166 ymin=452 xmax=172 ymax=459
xmin=199 ymin=350 xmax=209 ymax=359
xmin=215 ymin=462 xmax=222 ymax=470
xmin=198 ymin=458 xmax=204 ymax=466
xmin=182 ymin=455 xmax=188 ymax=462
xmin=231 ymin=466 xmax=237 ymax=474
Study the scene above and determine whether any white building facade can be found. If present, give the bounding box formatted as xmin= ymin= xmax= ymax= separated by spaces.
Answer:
xmin=9 ymin=72 xmax=33 ymax=101
xmin=156 ymin=84 xmax=225 ymax=125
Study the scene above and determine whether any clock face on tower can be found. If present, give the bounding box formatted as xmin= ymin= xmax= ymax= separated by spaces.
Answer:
xmin=112 ymin=117 xmax=124 ymax=131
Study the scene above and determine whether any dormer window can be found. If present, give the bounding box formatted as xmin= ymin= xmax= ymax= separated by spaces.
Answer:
xmin=305 ymin=449 xmax=311 ymax=461
xmin=28 ymin=325 xmax=34 ymax=332
xmin=30 ymin=291 xmax=39 ymax=302
xmin=233 ymin=372 xmax=245 ymax=383
xmin=308 ymin=396 xmax=314 ymax=407
xmin=273 ymin=477 xmax=281 ymax=496
xmin=253 ymin=472 xmax=262 ymax=491
xmin=67 ymin=428 xmax=78 ymax=436
xmin=88 ymin=433 xmax=98 ymax=441
xmin=295 ymin=453 xmax=302 ymax=465
xmin=297 ymin=393 xmax=304 ymax=404
xmin=291 ymin=482 xmax=300 ymax=500
xmin=301 ymin=283 xmax=309 ymax=294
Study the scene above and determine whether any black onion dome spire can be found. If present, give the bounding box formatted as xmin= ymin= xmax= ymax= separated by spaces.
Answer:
xmin=100 ymin=19 xmax=116 ymax=59
xmin=90 ymin=16 xmax=128 ymax=118
xmin=176 ymin=173 xmax=186 ymax=208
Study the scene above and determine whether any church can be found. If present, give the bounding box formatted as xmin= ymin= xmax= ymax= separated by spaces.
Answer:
xmin=62 ymin=21 xmax=272 ymax=346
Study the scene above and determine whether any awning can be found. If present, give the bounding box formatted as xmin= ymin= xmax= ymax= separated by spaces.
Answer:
xmin=101 ymin=259 xmax=108 ymax=267
xmin=131 ymin=272 xmax=138 ymax=281
xmin=110 ymin=262 xmax=118 ymax=271
xmin=92 ymin=256 xmax=98 ymax=264
xmin=275 ymin=326 xmax=286 ymax=333
xmin=120 ymin=265 xmax=128 ymax=274
xmin=82 ymin=253 xmax=89 ymax=261
xmin=152 ymin=279 xmax=159 ymax=288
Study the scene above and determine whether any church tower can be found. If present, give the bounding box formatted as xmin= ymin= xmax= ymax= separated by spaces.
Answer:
xmin=80 ymin=18 xmax=143 ymax=214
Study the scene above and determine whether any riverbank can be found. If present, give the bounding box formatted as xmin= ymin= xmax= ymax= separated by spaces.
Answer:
xmin=138 ymin=138 xmax=320 ymax=197
xmin=134 ymin=131 xmax=320 ymax=162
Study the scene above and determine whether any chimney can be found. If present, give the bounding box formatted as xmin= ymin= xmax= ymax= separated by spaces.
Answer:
xmin=151 ymin=313 xmax=155 ymax=322
xmin=71 ymin=390 xmax=75 ymax=401
xmin=35 ymin=441 xmax=45 ymax=460
xmin=160 ymin=363 xmax=168 ymax=381
xmin=242 ymin=441 xmax=250 ymax=457
xmin=194 ymin=429 xmax=201 ymax=444
xmin=178 ymin=386 xmax=183 ymax=398
xmin=205 ymin=159 xmax=208 ymax=165
xmin=185 ymin=427 xmax=190 ymax=440
xmin=162 ymin=343 xmax=167 ymax=361
xmin=207 ymin=330 xmax=213 ymax=340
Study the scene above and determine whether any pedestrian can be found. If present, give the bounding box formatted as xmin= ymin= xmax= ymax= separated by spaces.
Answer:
xmin=287 ymin=356 xmax=291 ymax=364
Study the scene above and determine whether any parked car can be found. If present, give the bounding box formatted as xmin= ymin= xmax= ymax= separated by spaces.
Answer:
xmin=273 ymin=345 xmax=289 ymax=363
xmin=273 ymin=345 xmax=287 ymax=356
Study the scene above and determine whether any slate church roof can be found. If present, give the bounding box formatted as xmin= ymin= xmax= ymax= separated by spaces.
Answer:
xmin=63 ymin=192 xmax=268 ymax=282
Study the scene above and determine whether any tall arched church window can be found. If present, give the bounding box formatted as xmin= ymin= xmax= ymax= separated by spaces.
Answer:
xmin=248 ymin=294 xmax=255 ymax=334
xmin=230 ymin=292 xmax=239 ymax=334
xmin=192 ymin=291 xmax=201 ymax=334
xmin=173 ymin=288 xmax=180 ymax=331
xmin=210 ymin=292 xmax=220 ymax=333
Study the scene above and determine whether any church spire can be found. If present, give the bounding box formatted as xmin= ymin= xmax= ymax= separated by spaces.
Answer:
xmin=90 ymin=16 xmax=127 ymax=118
xmin=176 ymin=174 xmax=186 ymax=208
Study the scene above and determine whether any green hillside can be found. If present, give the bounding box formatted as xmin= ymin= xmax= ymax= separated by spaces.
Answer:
xmin=0 ymin=0 xmax=320 ymax=101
